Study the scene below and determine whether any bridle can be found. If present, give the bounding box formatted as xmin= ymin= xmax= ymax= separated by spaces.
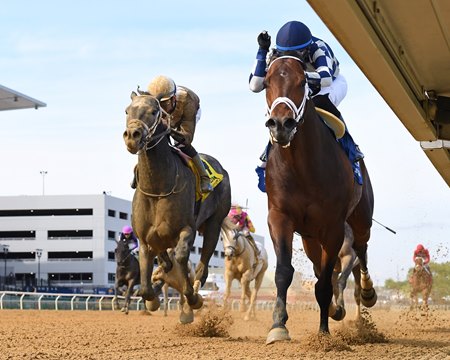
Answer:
xmin=116 ymin=245 xmax=134 ymax=268
xmin=127 ymin=95 xmax=186 ymax=198
xmin=224 ymin=229 xmax=245 ymax=258
xmin=266 ymin=55 xmax=310 ymax=147
xmin=128 ymin=95 xmax=172 ymax=152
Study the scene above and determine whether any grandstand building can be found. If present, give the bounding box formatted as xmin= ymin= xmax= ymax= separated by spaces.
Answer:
xmin=0 ymin=194 xmax=264 ymax=292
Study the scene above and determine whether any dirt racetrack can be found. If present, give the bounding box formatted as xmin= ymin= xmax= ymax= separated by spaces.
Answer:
xmin=1 ymin=306 xmax=449 ymax=360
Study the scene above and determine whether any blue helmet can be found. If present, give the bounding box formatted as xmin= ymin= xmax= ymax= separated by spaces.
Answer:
xmin=276 ymin=21 xmax=312 ymax=51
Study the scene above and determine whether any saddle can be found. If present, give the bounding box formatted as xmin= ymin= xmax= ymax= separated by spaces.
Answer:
xmin=315 ymin=107 xmax=346 ymax=139
xmin=171 ymin=147 xmax=224 ymax=201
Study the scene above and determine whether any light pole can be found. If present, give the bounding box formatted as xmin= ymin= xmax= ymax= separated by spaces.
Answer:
xmin=40 ymin=170 xmax=48 ymax=195
xmin=36 ymin=249 xmax=43 ymax=287
xmin=3 ymin=245 xmax=9 ymax=289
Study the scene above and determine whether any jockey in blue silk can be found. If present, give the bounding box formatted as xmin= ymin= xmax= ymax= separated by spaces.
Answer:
xmin=249 ymin=20 xmax=364 ymax=192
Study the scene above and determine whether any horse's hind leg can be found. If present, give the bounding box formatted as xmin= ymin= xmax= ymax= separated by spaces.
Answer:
xmin=331 ymin=229 xmax=357 ymax=321
xmin=352 ymin=263 xmax=362 ymax=322
xmin=353 ymin=243 xmax=377 ymax=308
xmin=196 ymin=218 xmax=223 ymax=286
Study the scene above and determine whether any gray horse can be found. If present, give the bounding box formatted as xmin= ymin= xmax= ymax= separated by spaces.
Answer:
xmin=123 ymin=92 xmax=231 ymax=323
xmin=113 ymin=239 xmax=140 ymax=314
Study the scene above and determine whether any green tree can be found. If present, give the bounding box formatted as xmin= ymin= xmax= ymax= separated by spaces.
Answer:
xmin=429 ymin=261 xmax=450 ymax=302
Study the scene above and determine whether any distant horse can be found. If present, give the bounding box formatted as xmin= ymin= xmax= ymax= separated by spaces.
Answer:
xmin=331 ymin=223 xmax=362 ymax=322
xmin=113 ymin=239 xmax=140 ymax=314
xmin=409 ymin=257 xmax=432 ymax=310
xmin=123 ymin=92 xmax=231 ymax=323
xmin=262 ymin=55 xmax=377 ymax=344
xmin=151 ymin=248 xmax=198 ymax=323
xmin=220 ymin=217 xmax=268 ymax=321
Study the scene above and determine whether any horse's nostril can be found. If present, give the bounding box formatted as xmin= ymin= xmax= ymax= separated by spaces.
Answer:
xmin=265 ymin=118 xmax=276 ymax=128
xmin=132 ymin=130 xmax=141 ymax=139
xmin=284 ymin=118 xmax=297 ymax=131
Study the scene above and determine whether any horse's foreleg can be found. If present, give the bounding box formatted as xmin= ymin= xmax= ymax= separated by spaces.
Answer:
xmin=266 ymin=218 xmax=294 ymax=344
xmin=175 ymin=226 xmax=202 ymax=310
xmin=224 ymin=269 xmax=233 ymax=310
xmin=240 ymin=271 xmax=252 ymax=313
xmin=123 ymin=280 xmax=137 ymax=315
xmin=246 ymin=268 xmax=266 ymax=321
xmin=139 ymin=244 xmax=159 ymax=311
xmin=113 ymin=280 xmax=120 ymax=311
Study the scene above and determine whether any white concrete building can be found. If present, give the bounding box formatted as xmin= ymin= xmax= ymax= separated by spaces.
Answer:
xmin=0 ymin=194 xmax=263 ymax=291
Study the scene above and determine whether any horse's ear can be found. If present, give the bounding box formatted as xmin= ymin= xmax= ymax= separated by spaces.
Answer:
xmin=131 ymin=91 xmax=138 ymax=99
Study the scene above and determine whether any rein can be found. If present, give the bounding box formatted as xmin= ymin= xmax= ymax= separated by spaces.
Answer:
xmin=136 ymin=158 xmax=187 ymax=198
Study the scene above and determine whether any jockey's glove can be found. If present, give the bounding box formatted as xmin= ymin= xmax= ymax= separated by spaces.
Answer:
xmin=257 ymin=31 xmax=271 ymax=50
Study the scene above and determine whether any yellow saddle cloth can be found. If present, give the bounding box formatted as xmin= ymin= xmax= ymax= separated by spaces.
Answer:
xmin=187 ymin=156 xmax=224 ymax=201
xmin=315 ymin=107 xmax=346 ymax=139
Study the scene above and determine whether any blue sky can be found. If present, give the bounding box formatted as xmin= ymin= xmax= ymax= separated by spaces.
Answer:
xmin=1 ymin=1 xmax=449 ymax=285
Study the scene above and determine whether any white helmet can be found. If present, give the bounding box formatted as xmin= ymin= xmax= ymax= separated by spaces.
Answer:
xmin=147 ymin=75 xmax=177 ymax=101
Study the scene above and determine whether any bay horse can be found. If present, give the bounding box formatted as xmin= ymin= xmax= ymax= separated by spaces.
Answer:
xmin=409 ymin=257 xmax=432 ymax=310
xmin=263 ymin=55 xmax=376 ymax=344
xmin=123 ymin=92 xmax=231 ymax=323
xmin=151 ymin=248 xmax=198 ymax=323
xmin=113 ymin=239 xmax=140 ymax=314
xmin=220 ymin=217 xmax=268 ymax=321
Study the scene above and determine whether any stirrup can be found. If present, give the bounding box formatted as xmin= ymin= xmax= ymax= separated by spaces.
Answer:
xmin=200 ymin=178 xmax=213 ymax=193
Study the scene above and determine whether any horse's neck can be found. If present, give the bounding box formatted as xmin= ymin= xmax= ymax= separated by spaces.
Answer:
xmin=272 ymin=103 xmax=345 ymax=180
xmin=137 ymin=133 xmax=177 ymax=191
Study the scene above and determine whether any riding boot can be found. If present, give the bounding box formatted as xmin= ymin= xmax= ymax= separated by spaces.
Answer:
xmin=192 ymin=154 xmax=213 ymax=193
xmin=130 ymin=165 xmax=138 ymax=189
xmin=338 ymin=127 xmax=364 ymax=163
xmin=255 ymin=166 xmax=266 ymax=193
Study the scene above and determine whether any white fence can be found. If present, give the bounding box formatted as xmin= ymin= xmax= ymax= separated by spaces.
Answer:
xmin=1 ymin=291 xmax=449 ymax=312
xmin=0 ymin=291 xmax=280 ymax=312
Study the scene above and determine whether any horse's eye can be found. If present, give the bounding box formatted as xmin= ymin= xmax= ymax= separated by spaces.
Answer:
xmin=300 ymin=79 xmax=306 ymax=87
xmin=152 ymin=110 xmax=158 ymax=116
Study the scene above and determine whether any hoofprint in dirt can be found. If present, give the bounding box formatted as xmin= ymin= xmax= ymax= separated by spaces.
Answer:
xmin=0 ymin=307 xmax=448 ymax=359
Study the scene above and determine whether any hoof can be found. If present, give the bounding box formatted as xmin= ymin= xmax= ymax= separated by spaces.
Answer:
xmin=190 ymin=294 xmax=204 ymax=310
xmin=179 ymin=310 xmax=194 ymax=324
xmin=145 ymin=298 xmax=161 ymax=312
xmin=361 ymin=288 xmax=377 ymax=308
xmin=266 ymin=327 xmax=291 ymax=345
xmin=331 ymin=306 xmax=346 ymax=321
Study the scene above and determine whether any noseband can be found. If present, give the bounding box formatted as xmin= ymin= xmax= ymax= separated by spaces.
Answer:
xmin=266 ymin=56 xmax=310 ymax=147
